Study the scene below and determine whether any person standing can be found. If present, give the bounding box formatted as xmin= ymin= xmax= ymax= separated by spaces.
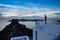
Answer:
xmin=44 ymin=15 xmax=47 ymax=24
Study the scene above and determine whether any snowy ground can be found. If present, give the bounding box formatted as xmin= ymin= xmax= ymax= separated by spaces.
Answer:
xmin=33 ymin=21 xmax=60 ymax=40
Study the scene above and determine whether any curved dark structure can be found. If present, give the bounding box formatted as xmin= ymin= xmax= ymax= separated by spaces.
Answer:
xmin=0 ymin=19 xmax=33 ymax=40
xmin=55 ymin=35 xmax=60 ymax=40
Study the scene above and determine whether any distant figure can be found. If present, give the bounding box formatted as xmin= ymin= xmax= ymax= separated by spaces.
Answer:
xmin=0 ymin=19 xmax=32 ymax=40
xmin=44 ymin=15 xmax=47 ymax=24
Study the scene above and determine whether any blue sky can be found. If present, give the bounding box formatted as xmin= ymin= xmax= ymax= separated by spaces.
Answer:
xmin=0 ymin=0 xmax=60 ymax=18
xmin=0 ymin=0 xmax=60 ymax=7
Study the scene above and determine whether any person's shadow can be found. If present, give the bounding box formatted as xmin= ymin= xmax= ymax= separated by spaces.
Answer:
xmin=0 ymin=19 xmax=33 ymax=40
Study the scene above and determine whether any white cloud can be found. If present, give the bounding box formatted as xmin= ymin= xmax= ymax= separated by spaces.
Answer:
xmin=0 ymin=4 xmax=31 ymax=10
xmin=0 ymin=8 xmax=60 ymax=18
xmin=30 ymin=7 xmax=50 ymax=11
xmin=0 ymin=4 xmax=20 ymax=8
xmin=20 ymin=10 xmax=60 ymax=18
xmin=2 ymin=12 xmax=20 ymax=18
xmin=0 ymin=4 xmax=51 ymax=11
xmin=0 ymin=4 xmax=60 ymax=18
xmin=25 ymin=2 xmax=51 ymax=11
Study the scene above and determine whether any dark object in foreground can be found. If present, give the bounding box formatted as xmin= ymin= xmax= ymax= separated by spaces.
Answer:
xmin=55 ymin=35 xmax=60 ymax=40
xmin=0 ymin=19 xmax=33 ymax=40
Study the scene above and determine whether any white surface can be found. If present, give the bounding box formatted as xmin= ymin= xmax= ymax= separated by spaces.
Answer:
xmin=11 ymin=36 xmax=30 ymax=40
xmin=33 ymin=22 xmax=60 ymax=40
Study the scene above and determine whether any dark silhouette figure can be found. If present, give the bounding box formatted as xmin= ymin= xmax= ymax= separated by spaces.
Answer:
xmin=0 ymin=19 xmax=32 ymax=40
xmin=44 ymin=15 xmax=47 ymax=24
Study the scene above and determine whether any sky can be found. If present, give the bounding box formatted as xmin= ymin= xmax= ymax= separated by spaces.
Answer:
xmin=0 ymin=0 xmax=60 ymax=30
xmin=0 ymin=0 xmax=60 ymax=18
